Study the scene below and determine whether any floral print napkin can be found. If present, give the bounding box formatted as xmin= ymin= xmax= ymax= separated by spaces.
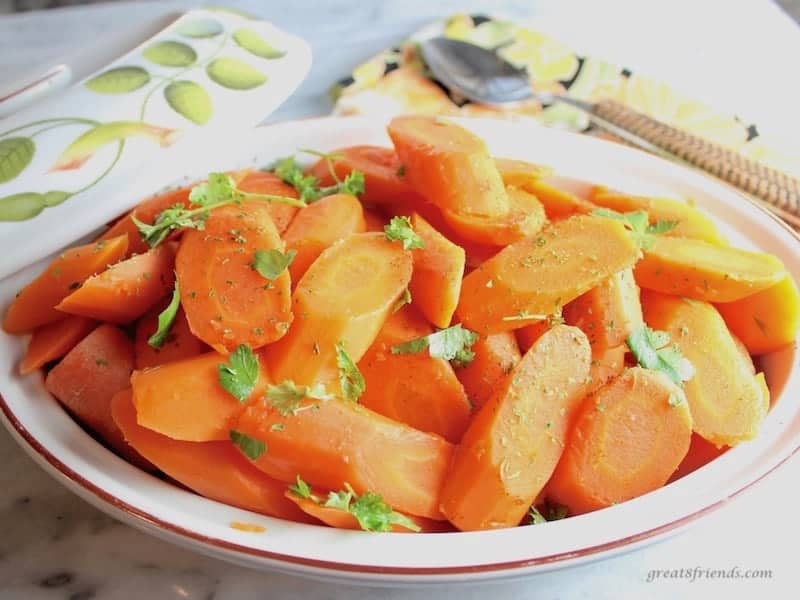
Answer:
xmin=332 ymin=14 xmax=800 ymax=180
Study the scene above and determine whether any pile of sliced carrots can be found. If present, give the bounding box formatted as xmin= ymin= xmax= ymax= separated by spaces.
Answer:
xmin=4 ymin=116 xmax=799 ymax=532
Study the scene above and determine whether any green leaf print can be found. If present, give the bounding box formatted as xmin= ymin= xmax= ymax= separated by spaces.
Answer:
xmin=85 ymin=66 xmax=151 ymax=94
xmin=233 ymin=28 xmax=286 ymax=59
xmin=0 ymin=137 xmax=35 ymax=183
xmin=143 ymin=41 xmax=197 ymax=67
xmin=206 ymin=57 xmax=267 ymax=90
xmin=176 ymin=18 xmax=224 ymax=38
xmin=164 ymin=81 xmax=213 ymax=124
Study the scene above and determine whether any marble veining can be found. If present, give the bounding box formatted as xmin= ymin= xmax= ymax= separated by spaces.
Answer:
xmin=1 ymin=1 xmax=799 ymax=598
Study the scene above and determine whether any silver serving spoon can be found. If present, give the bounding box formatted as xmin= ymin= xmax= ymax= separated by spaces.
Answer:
xmin=418 ymin=36 xmax=800 ymax=227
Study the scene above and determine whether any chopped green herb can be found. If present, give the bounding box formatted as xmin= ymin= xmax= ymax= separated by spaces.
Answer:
xmin=288 ymin=475 xmax=316 ymax=500
xmin=269 ymin=423 xmax=285 ymax=432
xmin=627 ymin=326 xmax=695 ymax=392
xmin=335 ymin=342 xmax=366 ymax=402
xmin=528 ymin=506 xmax=547 ymax=525
xmin=148 ymin=279 xmax=180 ymax=348
xmin=272 ymin=151 xmax=365 ymax=202
xmin=392 ymin=288 xmax=412 ymax=313
xmin=229 ymin=430 xmax=266 ymax=460
xmin=252 ymin=248 xmax=296 ymax=280
xmin=384 ymin=216 xmax=424 ymax=250
xmin=593 ymin=208 xmax=678 ymax=250
xmin=218 ymin=344 xmax=260 ymax=402
xmin=391 ymin=324 xmax=479 ymax=367
xmin=266 ymin=380 xmax=334 ymax=416
xmin=320 ymin=483 xmax=420 ymax=532
xmin=95 ymin=358 xmax=109 ymax=367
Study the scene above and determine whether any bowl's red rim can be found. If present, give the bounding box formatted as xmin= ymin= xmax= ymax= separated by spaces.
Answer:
xmin=2 ymin=117 xmax=799 ymax=578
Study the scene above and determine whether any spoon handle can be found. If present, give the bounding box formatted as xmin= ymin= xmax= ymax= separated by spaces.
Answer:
xmin=591 ymin=99 xmax=800 ymax=229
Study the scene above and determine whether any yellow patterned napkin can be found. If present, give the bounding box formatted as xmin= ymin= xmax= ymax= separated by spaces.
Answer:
xmin=331 ymin=13 xmax=800 ymax=179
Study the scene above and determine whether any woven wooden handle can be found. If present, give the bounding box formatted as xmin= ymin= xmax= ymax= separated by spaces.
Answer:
xmin=592 ymin=99 xmax=800 ymax=229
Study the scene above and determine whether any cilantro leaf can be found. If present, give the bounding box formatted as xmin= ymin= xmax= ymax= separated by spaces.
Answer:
xmin=392 ymin=288 xmax=412 ymax=313
xmin=391 ymin=324 xmax=479 ymax=366
xmin=273 ymin=155 xmax=322 ymax=203
xmin=189 ymin=172 xmax=236 ymax=206
xmin=529 ymin=506 xmax=547 ymax=525
xmin=627 ymin=326 xmax=695 ymax=390
xmin=147 ymin=278 xmax=180 ymax=349
xmin=593 ymin=208 xmax=678 ymax=250
xmin=288 ymin=475 xmax=317 ymax=501
xmin=340 ymin=170 xmax=365 ymax=196
xmin=266 ymin=380 xmax=334 ymax=416
xmin=335 ymin=342 xmax=366 ymax=402
xmin=218 ymin=345 xmax=259 ymax=402
xmin=384 ymin=216 xmax=424 ymax=250
xmin=229 ymin=430 xmax=266 ymax=460
xmin=252 ymin=248 xmax=296 ymax=280
xmin=321 ymin=484 xmax=420 ymax=532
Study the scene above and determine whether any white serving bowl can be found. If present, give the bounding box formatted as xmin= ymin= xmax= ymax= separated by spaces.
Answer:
xmin=0 ymin=116 xmax=798 ymax=584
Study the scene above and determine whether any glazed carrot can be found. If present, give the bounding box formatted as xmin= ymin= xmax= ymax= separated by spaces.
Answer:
xmin=133 ymin=297 xmax=207 ymax=369
xmin=284 ymin=489 xmax=450 ymax=532
xmin=518 ymin=176 xmax=596 ymax=220
xmin=363 ymin=208 xmax=388 ymax=232
xmin=440 ymin=325 xmax=592 ymax=530
xmin=514 ymin=319 xmax=552 ymax=353
xmin=266 ymin=233 xmax=412 ymax=389
xmin=584 ymin=344 xmax=627 ymax=396
xmin=408 ymin=212 xmax=465 ymax=328
xmin=641 ymin=291 xmax=769 ymax=446
xmin=455 ymin=331 xmax=521 ymax=410
xmin=130 ymin=351 xmax=267 ymax=442
xmin=234 ymin=396 xmax=454 ymax=519
xmin=563 ymin=268 xmax=643 ymax=353
xmin=111 ymin=389 xmax=314 ymax=523
xmin=18 ymin=316 xmax=96 ymax=375
xmin=237 ymin=170 xmax=300 ymax=235
xmin=176 ymin=202 xmax=292 ymax=353
xmin=388 ymin=115 xmax=509 ymax=217
xmin=99 ymin=185 xmax=193 ymax=255
xmin=494 ymin=157 xmax=553 ymax=188
xmin=716 ymin=275 xmax=800 ymax=355
xmin=56 ymin=243 xmax=176 ymax=323
xmin=456 ymin=215 xmax=640 ymax=334
xmin=634 ymin=236 xmax=786 ymax=302
xmin=358 ymin=307 xmax=472 ymax=443
xmin=545 ymin=367 xmax=692 ymax=515
xmin=591 ymin=187 xmax=726 ymax=245
xmin=670 ymin=433 xmax=728 ymax=482
xmin=282 ymin=193 xmax=366 ymax=284
xmin=44 ymin=324 xmax=145 ymax=465
xmin=442 ymin=185 xmax=547 ymax=246
xmin=2 ymin=235 xmax=129 ymax=333
xmin=307 ymin=145 xmax=423 ymax=206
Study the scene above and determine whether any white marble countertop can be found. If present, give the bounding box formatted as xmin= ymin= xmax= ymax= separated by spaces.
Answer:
xmin=1 ymin=1 xmax=799 ymax=598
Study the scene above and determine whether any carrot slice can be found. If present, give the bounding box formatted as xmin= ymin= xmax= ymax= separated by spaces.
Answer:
xmin=56 ymin=243 xmax=176 ymax=323
xmin=494 ymin=157 xmax=553 ymax=187
xmin=441 ymin=185 xmax=547 ymax=246
xmin=563 ymin=268 xmax=643 ymax=353
xmin=634 ymin=236 xmax=786 ymax=302
xmin=176 ymin=202 xmax=292 ymax=353
xmin=641 ymin=291 xmax=769 ymax=446
xmin=585 ymin=344 xmax=627 ymax=396
xmin=455 ymin=331 xmax=521 ymax=410
xmin=111 ymin=389 xmax=314 ymax=523
xmin=234 ymin=396 xmax=454 ymax=519
xmin=409 ymin=212 xmax=465 ymax=328
xmin=546 ymin=367 xmax=692 ymax=515
xmin=591 ymin=187 xmax=727 ymax=245
xmin=283 ymin=193 xmax=366 ymax=285
xmin=3 ymin=235 xmax=129 ymax=333
xmin=363 ymin=208 xmax=388 ymax=232
xmin=358 ymin=307 xmax=472 ymax=443
xmin=716 ymin=275 xmax=800 ymax=355
xmin=306 ymin=145 xmax=423 ymax=206
xmin=237 ymin=170 xmax=300 ymax=235
xmin=99 ymin=186 xmax=193 ymax=255
xmin=670 ymin=433 xmax=728 ymax=481
xmin=440 ymin=325 xmax=592 ymax=530
xmin=133 ymin=297 xmax=208 ymax=369
xmin=19 ymin=316 xmax=96 ymax=375
xmin=518 ymin=177 xmax=596 ymax=220
xmin=283 ymin=489 xmax=450 ymax=532
xmin=388 ymin=115 xmax=509 ymax=217
xmin=456 ymin=215 xmax=641 ymax=335
xmin=44 ymin=324 xmax=146 ymax=466
xmin=514 ymin=316 xmax=559 ymax=353
xmin=266 ymin=233 xmax=412 ymax=389
xmin=130 ymin=351 xmax=268 ymax=441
